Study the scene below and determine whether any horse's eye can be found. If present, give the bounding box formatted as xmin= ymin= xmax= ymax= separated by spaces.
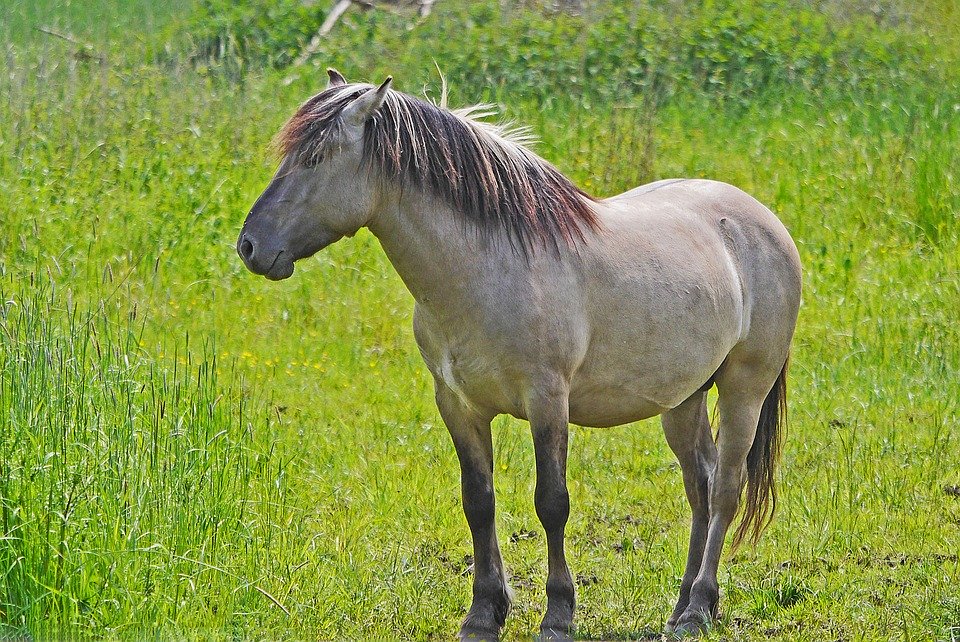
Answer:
xmin=303 ymin=152 xmax=324 ymax=168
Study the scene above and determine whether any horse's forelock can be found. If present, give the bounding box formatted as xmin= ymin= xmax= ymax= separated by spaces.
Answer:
xmin=273 ymin=84 xmax=367 ymax=159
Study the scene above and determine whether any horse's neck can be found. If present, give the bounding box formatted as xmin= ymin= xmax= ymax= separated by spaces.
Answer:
xmin=367 ymin=189 xmax=512 ymax=309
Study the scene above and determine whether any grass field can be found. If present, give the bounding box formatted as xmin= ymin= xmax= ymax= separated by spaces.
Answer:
xmin=1 ymin=0 xmax=959 ymax=639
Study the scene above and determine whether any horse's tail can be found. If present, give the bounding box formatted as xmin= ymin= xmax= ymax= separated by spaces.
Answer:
xmin=732 ymin=356 xmax=788 ymax=549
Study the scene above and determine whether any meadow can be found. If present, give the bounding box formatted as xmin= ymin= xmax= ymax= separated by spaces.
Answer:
xmin=1 ymin=0 xmax=959 ymax=639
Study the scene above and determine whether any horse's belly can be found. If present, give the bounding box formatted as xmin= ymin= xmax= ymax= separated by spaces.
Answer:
xmin=566 ymin=313 xmax=737 ymax=427
xmin=567 ymin=391 xmax=666 ymax=427
xmin=566 ymin=364 xmax=709 ymax=428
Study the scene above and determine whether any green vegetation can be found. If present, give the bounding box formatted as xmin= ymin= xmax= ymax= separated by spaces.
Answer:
xmin=1 ymin=0 xmax=958 ymax=639
xmin=179 ymin=0 xmax=944 ymax=106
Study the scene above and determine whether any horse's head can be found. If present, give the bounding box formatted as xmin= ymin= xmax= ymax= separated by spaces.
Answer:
xmin=237 ymin=69 xmax=392 ymax=280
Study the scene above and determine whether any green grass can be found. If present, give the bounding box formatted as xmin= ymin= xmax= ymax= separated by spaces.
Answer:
xmin=1 ymin=0 xmax=959 ymax=639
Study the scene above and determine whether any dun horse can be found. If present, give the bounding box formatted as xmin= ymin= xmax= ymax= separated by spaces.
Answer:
xmin=237 ymin=70 xmax=801 ymax=638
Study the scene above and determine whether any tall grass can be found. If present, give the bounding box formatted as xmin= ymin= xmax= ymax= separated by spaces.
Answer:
xmin=0 ymin=275 xmax=295 ymax=636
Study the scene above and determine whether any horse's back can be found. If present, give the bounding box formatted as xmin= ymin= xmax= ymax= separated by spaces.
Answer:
xmin=602 ymin=178 xmax=801 ymax=315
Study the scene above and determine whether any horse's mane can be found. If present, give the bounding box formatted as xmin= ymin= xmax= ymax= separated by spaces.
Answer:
xmin=275 ymin=83 xmax=599 ymax=253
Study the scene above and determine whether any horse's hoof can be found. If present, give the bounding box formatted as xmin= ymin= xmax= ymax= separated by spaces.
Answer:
xmin=664 ymin=610 xmax=686 ymax=634
xmin=671 ymin=610 xmax=712 ymax=637
xmin=458 ymin=628 xmax=499 ymax=642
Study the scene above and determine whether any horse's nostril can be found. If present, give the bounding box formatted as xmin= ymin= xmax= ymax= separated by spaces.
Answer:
xmin=239 ymin=238 xmax=254 ymax=261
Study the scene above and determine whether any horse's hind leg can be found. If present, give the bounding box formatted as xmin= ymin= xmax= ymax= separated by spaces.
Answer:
xmin=435 ymin=383 xmax=513 ymax=640
xmin=674 ymin=357 xmax=784 ymax=635
xmin=661 ymin=391 xmax=717 ymax=633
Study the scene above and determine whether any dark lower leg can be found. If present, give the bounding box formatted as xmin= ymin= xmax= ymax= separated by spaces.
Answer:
xmin=532 ymin=423 xmax=574 ymax=634
xmin=460 ymin=465 xmax=511 ymax=634
xmin=677 ymin=480 xmax=736 ymax=631
xmin=436 ymin=386 xmax=510 ymax=638
xmin=667 ymin=502 xmax=710 ymax=627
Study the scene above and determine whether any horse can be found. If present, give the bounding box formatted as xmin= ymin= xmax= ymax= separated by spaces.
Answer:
xmin=237 ymin=69 xmax=802 ymax=639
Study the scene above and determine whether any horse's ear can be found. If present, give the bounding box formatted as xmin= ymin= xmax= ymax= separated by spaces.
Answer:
xmin=341 ymin=77 xmax=392 ymax=127
xmin=326 ymin=68 xmax=347 ymax=89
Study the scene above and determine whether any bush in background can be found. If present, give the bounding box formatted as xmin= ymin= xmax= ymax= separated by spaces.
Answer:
xmin=173 ymin=0 xmax=942 ymax=103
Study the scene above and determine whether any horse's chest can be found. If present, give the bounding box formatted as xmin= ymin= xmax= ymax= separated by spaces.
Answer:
xmin=438 ymin=349 xmax=506 ymax=410
xmin=412 ymin=306 xmax=524 ymax=415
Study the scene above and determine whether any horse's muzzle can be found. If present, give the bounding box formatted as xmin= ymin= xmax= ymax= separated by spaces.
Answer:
xmin=237 ymin=229 xmax=295 ymax=280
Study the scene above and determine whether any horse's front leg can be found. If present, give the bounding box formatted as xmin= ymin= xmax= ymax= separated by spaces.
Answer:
xmin=528 ymin=389 xmax=575 ymax=638
xmin=435 ymin=383 xmax=512 ymax=641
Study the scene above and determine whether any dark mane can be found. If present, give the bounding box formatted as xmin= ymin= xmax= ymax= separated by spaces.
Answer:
xmin=275 ymin=84 xmax=600 ymax=253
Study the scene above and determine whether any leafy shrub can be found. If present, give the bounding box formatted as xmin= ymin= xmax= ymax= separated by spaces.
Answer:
xmin=183 ymin=0 xmax=326 ymax=68
xmin=169 ymin=0 xmax=940 ymax=103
